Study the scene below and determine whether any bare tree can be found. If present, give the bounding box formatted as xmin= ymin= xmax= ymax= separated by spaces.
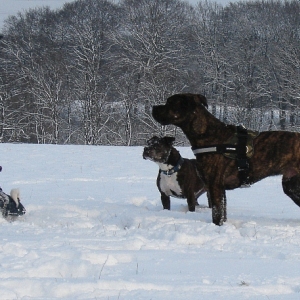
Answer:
xmin=113 ymin=0 xmax=193 ymax=145
xmin=2 ymin=7 xmax=71 ymax=143
xmin=1 ymin=0 xmax=300 ymax=145
xmin=62 ymin=0 xmax=121 ymax=145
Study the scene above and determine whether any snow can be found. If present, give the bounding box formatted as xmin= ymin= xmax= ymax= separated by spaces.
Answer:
xmin=0 ymin=143 xmax=300 ymax=299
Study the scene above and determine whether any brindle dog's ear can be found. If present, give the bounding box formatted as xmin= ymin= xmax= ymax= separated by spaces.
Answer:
xmin=194 ymin=94 xmax=208 ymax=108
xmin=164 ymin=136 xmax=175 ymax=145
xmin=179 ymin=94 xmax=196 ymax=111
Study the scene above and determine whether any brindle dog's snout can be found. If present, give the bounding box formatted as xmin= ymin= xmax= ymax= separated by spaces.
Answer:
xmin=152 ymin=106 xmax=168 ymax=125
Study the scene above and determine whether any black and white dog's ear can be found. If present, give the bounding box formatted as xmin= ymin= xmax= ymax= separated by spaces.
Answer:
xmin=164 ymin=136 xmax=175 ymax=145
xmin=146 ymin=136 xmax=160 ymax=146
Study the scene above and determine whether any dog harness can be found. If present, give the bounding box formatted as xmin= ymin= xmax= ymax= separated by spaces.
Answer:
xmin=160 ymin=157 xmax=184 ymax=176
xmin=192 ymin=126 xmax=258 ymax=188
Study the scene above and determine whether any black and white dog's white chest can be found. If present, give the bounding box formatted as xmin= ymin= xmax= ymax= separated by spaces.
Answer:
xmin=158 ymin=171 xmax=184 ymax=198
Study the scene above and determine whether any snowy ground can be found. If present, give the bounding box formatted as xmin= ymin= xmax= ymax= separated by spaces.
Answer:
xmin=1 ymin=143 xmax=300 ymax=299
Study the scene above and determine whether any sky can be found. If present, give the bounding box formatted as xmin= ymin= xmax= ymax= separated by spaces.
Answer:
xmin=0 ymin=0 xmax=233 ymax=31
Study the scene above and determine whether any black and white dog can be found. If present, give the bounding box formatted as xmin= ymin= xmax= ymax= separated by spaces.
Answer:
xmin=0 ymin=188 xmax=26 ymax=219
xmin=0 ymin=166 xmax=26 ymax=219
xmin=143 ymin=136 xmax=207 ymax=212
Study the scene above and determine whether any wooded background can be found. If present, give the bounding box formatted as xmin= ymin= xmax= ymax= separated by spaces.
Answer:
xmin=1 ymin=0 xmax=300 ymax=145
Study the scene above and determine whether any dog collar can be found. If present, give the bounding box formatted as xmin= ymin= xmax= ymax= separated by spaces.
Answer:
xmin=160 ymin=157 xmax=184 ymax=176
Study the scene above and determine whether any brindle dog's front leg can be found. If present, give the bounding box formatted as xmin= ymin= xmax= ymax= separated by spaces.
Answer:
xmin=208 ymin=185 xmax=227 ymax=226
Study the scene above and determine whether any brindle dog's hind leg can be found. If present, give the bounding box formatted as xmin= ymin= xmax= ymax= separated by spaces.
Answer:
xmin=282 ymin=173 xmax=300 ymax=207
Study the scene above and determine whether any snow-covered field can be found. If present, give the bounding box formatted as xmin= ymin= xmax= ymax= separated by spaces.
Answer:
xmin=1 ymin=143 xmax=300 ymax=299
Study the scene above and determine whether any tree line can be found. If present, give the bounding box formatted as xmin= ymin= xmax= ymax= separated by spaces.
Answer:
xmin=0 ymin=0 xmax=300 ymax=146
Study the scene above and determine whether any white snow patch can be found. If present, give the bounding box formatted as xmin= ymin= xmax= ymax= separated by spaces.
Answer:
xmin=0 ymin=144 xmax=299 ymax=299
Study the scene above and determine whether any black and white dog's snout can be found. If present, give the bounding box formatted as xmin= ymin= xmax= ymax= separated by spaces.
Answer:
xmin=143 ymin=148 xmax=150 ymax=160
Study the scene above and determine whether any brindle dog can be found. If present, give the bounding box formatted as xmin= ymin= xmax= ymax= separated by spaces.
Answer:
xmin=152 ymin=93 xmax=300 ymax=225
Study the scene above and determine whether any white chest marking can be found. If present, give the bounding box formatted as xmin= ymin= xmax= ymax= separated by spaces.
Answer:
xmin=159 ymin=172 xmax=183 ymax=198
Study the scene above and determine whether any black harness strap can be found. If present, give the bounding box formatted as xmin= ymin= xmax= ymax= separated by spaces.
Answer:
xmin=192 ymin=125 xmax=251 ymax=188
xmin=236 ymin=126 xmax=251 ymax=187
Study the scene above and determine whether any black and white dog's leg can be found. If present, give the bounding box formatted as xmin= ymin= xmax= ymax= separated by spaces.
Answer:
xmin=161 ymin=193 xmax=171 ymax=210
xmin=186 ymin=193 xmax=197 ymax=212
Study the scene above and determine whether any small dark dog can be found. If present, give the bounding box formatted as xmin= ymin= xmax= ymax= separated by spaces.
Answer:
xmin=152 ymin=93 xmax=300 ymax=225
xmin=0 ymin=188 xmax=26 ymax=219
xmin=143 ymin=136 xmax=207 ymax=211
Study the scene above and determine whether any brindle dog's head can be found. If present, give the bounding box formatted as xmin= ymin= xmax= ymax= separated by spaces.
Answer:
xmin=152 ymin=94 xmax=208 ymax=126
xmin=143 ymin=136 xmax=175 ymax=163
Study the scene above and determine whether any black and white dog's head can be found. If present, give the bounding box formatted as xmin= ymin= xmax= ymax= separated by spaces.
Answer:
xmin=143 ymin=136 xmax=175 ymax=163
xmin=0 ymin=188 xmax=26 ymax=219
